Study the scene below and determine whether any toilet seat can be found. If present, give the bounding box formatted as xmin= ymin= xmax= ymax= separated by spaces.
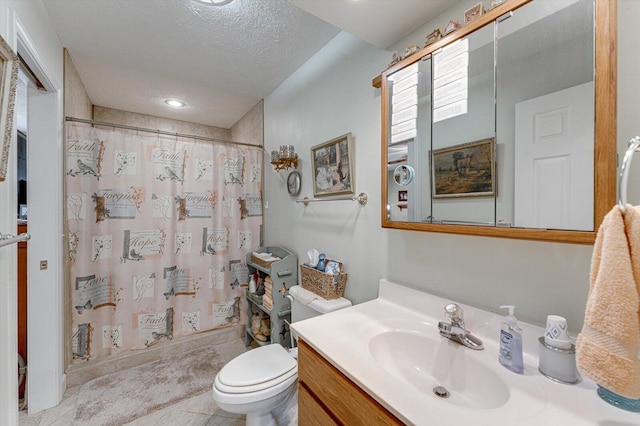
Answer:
xmin=215 ymin=344 xmax=297 ymax=394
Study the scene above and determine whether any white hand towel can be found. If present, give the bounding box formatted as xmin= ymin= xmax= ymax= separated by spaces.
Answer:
xmin=292 ymin=286 xmax=320 ymax=306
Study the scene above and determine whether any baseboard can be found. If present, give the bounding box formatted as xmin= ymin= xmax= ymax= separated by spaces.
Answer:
xmin=60 ymin=373 xmax=66 ymax=401
xmin=65 ymin=324 xmax=244 ymax=388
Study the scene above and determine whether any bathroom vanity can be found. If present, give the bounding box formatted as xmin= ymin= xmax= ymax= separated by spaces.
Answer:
xmin=292 ymin=279 xmax=640 ymax=425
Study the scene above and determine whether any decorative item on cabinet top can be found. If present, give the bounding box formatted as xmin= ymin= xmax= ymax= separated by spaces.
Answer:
xmin=271 ymin=145 xmax=298 ymax=171
xmin=425 ymin=29 xmax=442 ymax=47
xmin=464 ymin=3 xmax=485 ymax=24
xmin=443 ymin=20 xmax=461 ymax=35
xmin=372 ymin=0 xmax=517 ymax=85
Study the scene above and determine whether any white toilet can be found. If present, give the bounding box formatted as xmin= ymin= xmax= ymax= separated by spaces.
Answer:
xmin=212 ymin=285 xmax=351 ymax=426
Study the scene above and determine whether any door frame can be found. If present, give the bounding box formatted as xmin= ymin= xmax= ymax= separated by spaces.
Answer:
xmin=0 ymin=10 xmax=65 ymax=422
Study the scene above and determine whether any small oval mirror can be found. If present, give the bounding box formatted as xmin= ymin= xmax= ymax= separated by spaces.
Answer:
xmin=393 ymin=165 xmax=415 ymax=186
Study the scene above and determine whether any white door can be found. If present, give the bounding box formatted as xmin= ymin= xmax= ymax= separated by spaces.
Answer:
xmin=514 ymin=81 xmax=594 ymax=231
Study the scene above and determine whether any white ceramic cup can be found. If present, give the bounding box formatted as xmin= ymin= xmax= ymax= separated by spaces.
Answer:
xmin=545 ymin=315 xmax=571 ymax=349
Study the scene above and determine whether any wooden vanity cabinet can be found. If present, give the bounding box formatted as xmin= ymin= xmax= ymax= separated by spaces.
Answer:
xmin=298 ymin=339 xmax=403 ymax=425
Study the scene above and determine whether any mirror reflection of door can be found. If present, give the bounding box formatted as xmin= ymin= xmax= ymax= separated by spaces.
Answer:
xmin=514 ymin=82 xmax=593 ymax=230
xmin=497 ymin=0 xmax=594 ymax=231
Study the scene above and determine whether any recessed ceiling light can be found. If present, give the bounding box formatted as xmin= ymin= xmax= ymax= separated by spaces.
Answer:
xmin=165 ymin=99 xmax=185 ymax=108
xmin=193 ymin=0 xmax=234 ymax=5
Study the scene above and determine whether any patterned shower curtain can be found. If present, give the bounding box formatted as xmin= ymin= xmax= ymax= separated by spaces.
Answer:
xmin=65 ymin=122 xmax=262 ymax=364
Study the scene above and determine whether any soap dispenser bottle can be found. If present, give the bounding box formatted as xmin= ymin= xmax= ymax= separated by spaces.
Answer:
xmin=499 ymin=305 xmax=524 ymax=374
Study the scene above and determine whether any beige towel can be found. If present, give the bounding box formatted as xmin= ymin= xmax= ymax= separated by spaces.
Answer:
xmin=263 ymin=294 xmax=273 ymax=310
xmin=576 ymin=205 xmax=640 ymax=398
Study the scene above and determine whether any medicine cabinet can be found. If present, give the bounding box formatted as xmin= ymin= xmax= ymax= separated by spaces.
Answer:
xmin=375 ymin=0 xmax=616 ymax=244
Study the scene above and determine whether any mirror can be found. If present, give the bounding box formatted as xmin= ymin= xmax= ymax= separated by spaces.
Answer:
xmin=393 ymin=165 xmax=415 ymax=186
xmin=379 ymin=0 xmax=615 ymax=244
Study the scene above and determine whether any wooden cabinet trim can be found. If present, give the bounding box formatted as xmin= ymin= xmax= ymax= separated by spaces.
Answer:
xmin=298 ymin=339 xmax=404 ymax=425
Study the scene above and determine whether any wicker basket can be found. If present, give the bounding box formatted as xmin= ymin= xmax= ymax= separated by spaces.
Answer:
xmin=251 ymin=253 xmax=279 ymax=269
xmin=299 ymin=264 xmax=347 ymax=299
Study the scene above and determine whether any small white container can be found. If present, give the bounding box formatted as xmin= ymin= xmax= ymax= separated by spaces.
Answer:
xmin=538 ymin=337 xmax=579 ymax=384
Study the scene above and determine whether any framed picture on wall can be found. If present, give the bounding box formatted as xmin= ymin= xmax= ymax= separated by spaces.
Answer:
xmin=431 ymin=138 xmax=495 ymax=198
xmin=311 ymin=133 xmax=354 ymax=198
xmin=398 ymin=190 xmax=408 ymax=202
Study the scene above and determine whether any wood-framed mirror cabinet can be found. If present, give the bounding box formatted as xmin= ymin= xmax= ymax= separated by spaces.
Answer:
xmin=374 ymin=0 xmax=616 ymax=244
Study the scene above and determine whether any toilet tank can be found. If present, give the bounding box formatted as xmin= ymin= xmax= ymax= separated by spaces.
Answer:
xmin=288 ymin=285 xmax=351 ymax=323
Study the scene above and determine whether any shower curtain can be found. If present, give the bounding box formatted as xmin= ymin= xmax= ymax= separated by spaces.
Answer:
xmin=65 ymin=122 xmax=262 ymax=363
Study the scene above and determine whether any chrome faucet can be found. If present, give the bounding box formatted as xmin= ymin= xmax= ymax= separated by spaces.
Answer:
xmin=438 ymin=303 xmax=484 ymax=350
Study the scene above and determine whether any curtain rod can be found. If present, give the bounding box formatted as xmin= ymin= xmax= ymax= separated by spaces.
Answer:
xmin=65 ymin=116 xmax=263 ymax=149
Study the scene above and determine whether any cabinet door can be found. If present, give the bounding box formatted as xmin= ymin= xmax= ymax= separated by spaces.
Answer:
xmin=298 ymin=384 xmax=339 ymax=426
xmin=431 ymin=23 xmax=496 ymax=225
xmin=298 ymin=340 xmax=402 ymax=425
xmin=496 ymin=0 xmax=595 ymax=230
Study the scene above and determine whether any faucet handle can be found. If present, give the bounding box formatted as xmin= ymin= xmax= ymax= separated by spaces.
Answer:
xmin=444 ymin=303 xmax=463 ymax=322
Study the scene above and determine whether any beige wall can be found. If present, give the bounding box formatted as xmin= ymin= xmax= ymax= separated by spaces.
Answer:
xmin=64 ymin=50 xmax=92 ymax=120
xmin=93 ymin=106 xmax=231 ymax=141
xmin=62 ymin=50 xmax=91 ymax=373
xmin=63 ymin=50 xmax=232 ymax=141
xmin=231 ymin=100 xmax=264 ymax=146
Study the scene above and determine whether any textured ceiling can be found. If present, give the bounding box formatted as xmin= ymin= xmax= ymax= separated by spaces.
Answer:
xmin=43 ymin=0 xmax=340 ymax=129
xmin=291 ymin=0 xmax=460 ymax=49
xmin=42 ymin=0 xmax=461 ymax=130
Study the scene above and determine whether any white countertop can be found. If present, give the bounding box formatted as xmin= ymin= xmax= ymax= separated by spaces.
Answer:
xmin=291 ymin=279 xmax=640 ymax=426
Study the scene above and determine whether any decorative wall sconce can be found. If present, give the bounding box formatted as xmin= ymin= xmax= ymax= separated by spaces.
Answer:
xmin=271 ymin=145 xmax=298 ymax=171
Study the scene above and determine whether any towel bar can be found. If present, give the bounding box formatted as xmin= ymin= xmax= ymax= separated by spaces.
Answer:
xmin=618 ymin=136 xmax=640 ymax=212
xmin=0 ymin=232 xmax=31 ymax=248
xmin=296 ymin=192 xmax=368 ymax=206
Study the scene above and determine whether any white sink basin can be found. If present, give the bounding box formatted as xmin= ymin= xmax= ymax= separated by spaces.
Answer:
xmin=368 ymin=324 xmax=510 ymax=410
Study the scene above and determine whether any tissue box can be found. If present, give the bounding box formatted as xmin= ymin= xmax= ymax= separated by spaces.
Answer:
xmin=299 ymin=264 xmax=347 ymax=299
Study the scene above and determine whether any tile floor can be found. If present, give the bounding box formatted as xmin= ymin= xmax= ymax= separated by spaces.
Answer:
xmin=18 ymin=333 xmax=249 ymax=426
xmin=19 ymin=382 xmax=245 ymax=426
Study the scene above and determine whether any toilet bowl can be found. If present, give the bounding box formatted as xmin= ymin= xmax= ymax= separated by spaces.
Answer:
xmin=212 ymin=285 xmax=351 ymax=426
xmin=212 ymin=344 xmax=298 ymax=425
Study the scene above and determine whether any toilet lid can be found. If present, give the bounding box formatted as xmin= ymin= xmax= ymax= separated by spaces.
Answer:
xmin=217 ymin=344 xmax=297 ymax=390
